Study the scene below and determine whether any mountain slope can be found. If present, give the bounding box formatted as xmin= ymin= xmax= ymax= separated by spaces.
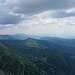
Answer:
xmin=0 ymin=49 xmax=43 ymax=75
xmin=24 ymin=38 xmax=75 ymax=54
xmin=0 ymin=43 xmax=75 ymax=75
xmin=0 ymin=38 xmax=75 ymax=75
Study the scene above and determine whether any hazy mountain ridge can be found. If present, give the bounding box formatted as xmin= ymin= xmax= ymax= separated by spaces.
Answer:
xmin=41 ymin=37 xmax=75 ymax=46
xmin=11 ymin=34 xmax=42 ymax=40
xmin=0 ymin=35 xmax=16 ymax=40
xmin=0 ymin=34 xmax=42 ymax=40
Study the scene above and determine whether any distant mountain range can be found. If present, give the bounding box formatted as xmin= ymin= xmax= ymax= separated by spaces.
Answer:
xmin=0 ymin=34 xmax=75 ymax=40
xmin=0 ymin=35 xmax=75 ymax=75
xmin=0 ymin=34 xmax=42 ymax=40
xmin=41 ymin=37 xmax=75 ymax=46
xmin=11 ymin=34 xmax=43 ymax=40
xmin=0 ymin=35 xmax=16 ymax=40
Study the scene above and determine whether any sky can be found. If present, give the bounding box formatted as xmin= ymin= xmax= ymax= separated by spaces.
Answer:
xmin=0 ymin=0 xmax=75 ymax=37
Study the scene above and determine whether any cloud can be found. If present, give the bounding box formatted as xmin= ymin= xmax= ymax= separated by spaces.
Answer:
xmin=0 ymin=0 xmax=75 ymax=25
xmin=6 ymin=0 xmax=75 ymax=15
xmin=0 ymin=0 xmax=6 ymax=3
xmin=52 ymin=9 xmax=75 ymax=18
xmin=0 ymin=13 xmax=23 ymax=25
xmin=0 ymin=3 xmax=23 ymax=25
xmin=0 ymin=25 xmax=13 ymax=29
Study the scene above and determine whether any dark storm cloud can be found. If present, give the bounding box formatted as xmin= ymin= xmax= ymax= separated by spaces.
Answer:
xmin=1 ymin=0 xmax=75 ymax=25
xmin=7 ymin=0 xmax=75 ymax=15
xmin=0 ymin=5 xmax=23 ymax=25
xmin=0 ymin=14 xmax=22 ymax=25
xmin=52 ymin=11 xmax=75 ymax=18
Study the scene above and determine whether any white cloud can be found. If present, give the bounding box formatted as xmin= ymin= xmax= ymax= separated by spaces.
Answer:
xmin=0 ymin=10 xmax=75 ymax=36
